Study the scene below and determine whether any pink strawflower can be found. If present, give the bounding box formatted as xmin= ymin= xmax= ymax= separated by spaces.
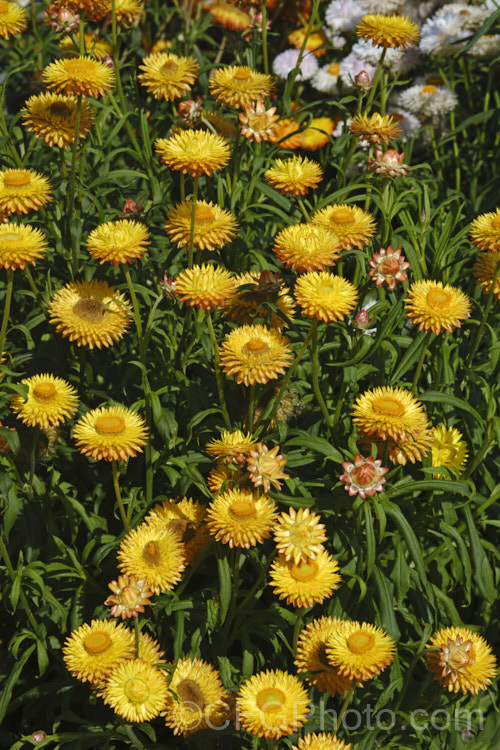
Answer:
xmin=368 ymin=148 xmax=410 ymax=177
xmin=340 ymin=454 xmax=389 ymax=498
xmin=369 ymin=245 xmax=410 ymax=289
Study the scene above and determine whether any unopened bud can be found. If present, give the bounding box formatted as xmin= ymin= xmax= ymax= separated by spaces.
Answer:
xmin=102 ymin=54 xmax=114 ymax=69
xmin=354 ymin=70 xmax=373 ymax=90
xmin=122 ymin=199 xmax=141 ymax=216
xmin=354 ymin=309 xmax=371 ymax=329
xmin=30 ymin=731 xmax=47 ymax=743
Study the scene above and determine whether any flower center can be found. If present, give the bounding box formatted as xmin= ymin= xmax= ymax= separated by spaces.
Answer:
xmin=351 ymin=463 xmax=377 ymax=488
xmin=142 ymin=540 xmax=161 ymax=566
xmin=33 ymin=382 xmax=57 ymax=401
xmin=436 ymin=445 xmax=458 ymax=463
xmin=176 ymin=678 xmax=206 ymax=709
xmin=49 ymin=101 xmax=71 ymax=118
xmin=288 ymin=523 xmax=314 ymax=548
xmin=124 ymin=677 xmax=150 ymax=703
xmin=256 ymin=688 xmax=286 ymax=713
xmin=426 ymin=288 xmax=451 ymax=308
xmin=65 ymin=59 xmax=97 ymax=76
xmin=0 ymin=2 xmax=10 ymax=13
xmin=372 ymin=396 xmax=405 ymax=417
xmin=291 ymin=560 xmax=318 ymax=582
xmin=327 ymin=63 xmax=340 ymax=76
xmin=243 ymin=337 xmax=270 ymax=355
xmin=491 ymin=215 xmax=500 ymax=229
xmin=73 ymin=297 xmax=106 ymax=322
xmin=161 ymin=59 xmax=178 ymax=75
xmin=347 ymin=631 xmax=376 ymax=654
xmin=379 ymin=257 xmax=400 ymax=276
xmin=83 ymin=630 xmax=112 ymax=654
xmin=317 ymin=643 xmax=332 ymax=667
xmin=195 ymin=204 xmax=214 ymax=224
xmin=330 ymin=207 xmax=354 ymax=224
xmin=421 ymin=85 xmax=437 ymax=95
xmin=319 ymin=283 xmax=335 ymax=296
xmin=233 ymin=67 xmax=252 ymax=82
xmin=95 ymin=415 xmax=126 ymax=435
xmin=4 ymin=171 xmax=31 ymax=187
xmin=229 ymin=499 xmax=256 ymax=520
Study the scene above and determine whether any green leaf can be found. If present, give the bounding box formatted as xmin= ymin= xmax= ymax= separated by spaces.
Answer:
xmin=419 ymin=390 xmax=484 ymax=423
xmin=285 ymin=434 xmax=343 ymax=462
xmin=216 ymin=551 xmax=232 ymax=625
xmin=386 ymin=478 xmax=470 ymax=498
xmin=372 ymin=566 xmax=400 ymax=640
xmin=439 ymin=521 xmax=472 ymax=602
xmin=462 ymin=505 xmax=496 ymax=602
xmin=0 ymin=644 xmax=36 ymax=723
xmin=363 ymin=501 xmax=376 ymax=580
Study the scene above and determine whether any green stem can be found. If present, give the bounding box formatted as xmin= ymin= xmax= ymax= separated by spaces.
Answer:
xmin=67 ymin=94 xmax=83 ymax=278
xmin=282 ymin=0 xmax=321 ymax=112
xmin=261 ymin=0 xmax=269 ymax=75
xmin=221 ymin=549 xmax=241 ymax=644
xmin=466 ymin=257 xmax=500 ymax=367
xmin=335 ymin=682 xmax=356 ymax=732
xmin=205 ymin=311 xmax=231 ymax=429
xmin=233 ymin=550 xmax=277 ymax=616
xmin=292 ymin=606 xmax=307 ymax=652
xmin=0 ymin=533 xmax=43 ymax=639
xmin=311 ymin=324 xmax=331 ymax=429
xmin=412 ymin=331 xmax=433 ymax=395
xmin=112 ymin=460 xmax=129 ymax=532
xmin=123 ymin=725 xmax=145 ymax=750
xmin=364 ymin=48 xmax=387 ymax=112
xmin=0 ymin=269 xmax=14 ymax=360
xmin=296 ymin=195 xmax=310 ymax=221
xmin=427 ymin=121 xmax=443 ymax=185
xmin=134 ymin=618 xmax=140 ymax=657
xmin=247 ymin=384 xmax=256 ymax=432
xmin=24 ymin=267 xmax=45 ymax=309
xmin=187 ymin=176 xmax=199 ymax=269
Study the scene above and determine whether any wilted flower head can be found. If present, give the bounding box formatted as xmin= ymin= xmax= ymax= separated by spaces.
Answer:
xmin=368 ymin=148 xmax=410 ymax=177
xmin=339 ymin=454 xmax=389 ymax=499
xmin=369 ymin=246 xmax=410 ymax=288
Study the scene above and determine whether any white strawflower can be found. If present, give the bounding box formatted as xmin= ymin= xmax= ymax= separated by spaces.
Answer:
xmin=398 ymin=83 xmax=458 ymax=117
xmin=325 ymin=0 xmax=364 ymax=31
xmin=468 ymin=33 xmax=500 ymax=57
xmin=339 ymin=51 xmax=377 ymax=87
xmin=323 ymin=26 xmax=347 ymax=48
xmin=359 ymin=0 xmax=402 ymax=12
xmin=311 ymin=62 xmax=341 ymax=94
xmin=272 ymin=49 xmax=319 ymax=81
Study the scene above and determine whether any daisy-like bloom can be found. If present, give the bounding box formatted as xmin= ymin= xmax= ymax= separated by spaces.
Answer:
xmin=473 ymin=252 xmax=500 ymax=300
xmin=469 ymin=208 xmax=500 ymax=252
xmin=398 ymin=83 xmax=458 ymax=118
xmin=361 ymin=430 xmax=433 ymax=466
xmin=339 ymin=454 xmax=389 ymax=499
xmin=349 ymin=112 xmax=402 ymax=146
xmin=369 ymin=246 xmax=410 ymax=289
xmin=356 ymin=13 xmax=420 ymax=49
xmin=273 ymin=224 xmax=341 ymax=274
xmin=430 ymin=425 xmax=468 ymax=477
xmin=288 ymin=26 xmax=329 ymax=56
xmin=207 ymin=462 xmax=237 ymax=494
xmin=237 ymin=670 xmax=310 ymax=739
xmin=292 ymin=733 xmax=351 ymax=750
xmin=59 ymin=33 xmax=111 ymax=61
xmin=312 ymin=62 xmax=341 ymax=95
xmin=204 ymin=1 xmax=251 ymax=31
xmin=269 ymin=550 xmax=341 ymax=608
xmin=246 ymin=443 xmax=289 ymax=492
xmin=73 ymin=405 xmax=148 ymax=462
xmin=144 ymin=497 xmax=209 ymax=564
xmin=165 ymin=200 xmax=238 ymax=252
xmin=106 ymin=0 xmax=143 ymax=25
xmin=21 ymin=93 xmax=94 ymax=148
xmin=117 ymin=522 xmax=186 ymax=594
xmin=425 ymin=627 xmax=497 ymax=694
xmin=102 ymin=659 xmax=168 ymax=723
xmin=368 ymin=148 xmax=410 ymax=177
xmin=206 ymin=489 xmax=278 ymax=549
xmin=352 ymin=386 xmax=428 ymax=441
xmin=224 ymin=271 xmax=295 ymax=329
xmin=175 ymin=263 xmax=236 ymax=311
xmin=265 ymin=156 xmax=323 ymax=196
xmin=295 ymin=617 xmax=353 ymax=696
xmin=86 ymin=220 xmax=150 ymax=266
xmin=0 ymin=1 xmax=27 ymax=38
xmin=239 ymin=100 xmax=279 ymax=143
xmin=0 ymin=169 xmax=53 ymax=216
xmin=274 ymin=507 xmax=326 ymax=564
xmin=405 ymin=280 xmax=470 ymax=335
xmin=326 ymin=620 xmax=396 ymax=681
xmin=63 ymin=619 xmax=135 ymax=685
xmin=163 ymin=657 xmax=228 ymax=736
xmin=42 ymin=56 xmax=115 ymax=98
xmin=312 ymin=204 xmax=376 ymax=251
xmin=219 ymin=324 xmax=293 ymax=386
xmin=0 ymin=223 xmax=48 ymax=270
xmin=209 ymin=65 xmax=275 ymax=109
xmin=138 ymin=52 xmax=199 ymax=101
xmin=48 ymin=279 xmax=132 ymax=349
xmin=155 ymin=129 xmax=231 ymax=178
xmin=325 ymin=0 xmax=363 ymax=32
xmin=300 ymin=117 xmax=335 ymax=151
xmin=294 ymin=272 xmax=358 ymax=323
xmin=206 ymin=429 xmax=258 ymax=463
xmin=104 ymin=575 xmax=154 ymax=619
xmin=11 ymin=374 xmax=78 ymax=430
xmin=269 ymin=117 xmax=303 ymax=150
xmin=273 ymin=49 xmax=319 ymax=82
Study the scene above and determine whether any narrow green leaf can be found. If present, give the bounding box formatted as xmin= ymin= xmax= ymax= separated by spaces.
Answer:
xmin=384 ymin=503 xmax=435 ymax=604
xmin=462 ymin=505 xmax=496 ymax=602
xmin=419 ymin=390 xmax=483 ymax=423
xmin=216 ymin=552 xmax=232 ymax=625
xmin=0 ymin=644 xmax=36 ymax=723
xmin=363 ymin=501 xmax=376 ymax=580
xmin=372 ymin=566 xmax=400 ymax=640
xmin=439 ymin=521 xmax=472 ymax=602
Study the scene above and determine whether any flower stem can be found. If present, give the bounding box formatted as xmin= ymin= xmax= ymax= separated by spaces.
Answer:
xmin=0 ymin=269 xmax=14 ymax=361
xmin=24 ymin=267 xmax=46 ymax=309
xmin=466 ymin=256 xmax=500 ymax=367
xmin=364 ymin=48 xmax=387 ymax=112
xmin=111 ymin=460 xmax=129 ymax=532
xmin=261 ymin=0 xmax=269 ymax=75
xmin=67 ymin=94 xmax=83 ymax=278
xmin=205 ymin=311 xmax=231 ymax=429
xmin=311 ymin=324 xmax=332 ymax=430
xmin=187 ymin=176 xmax=199 ymax=269
xmin=296 ymin=195 xmax=310 ymax=221
xmin=292 ymin=606 xmax=307 ymax=652
xmin=335 ymin=682 xmax=356 ymax=732
xmin=134 ymin=617 xmax=140 ymax=657
xmin=411 ymin=330 xmax=433 ymax=395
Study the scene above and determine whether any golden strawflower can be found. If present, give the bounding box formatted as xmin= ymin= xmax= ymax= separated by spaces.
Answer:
xmin=292 ymin=734 xmax=351 ymax=750
xmin=209 ymin=65 xmax=275 ymax=109
xmin=273 ymin=224 xmax=341 ymax=273
xmin=206 ymin=488 xmax=278 ymax=548
xmin=0 ymin=169 xmax=53 ymax=216
xmin=274 ymin=507 xmax=326 ymax=564
xmin=356 ymin=13 xmax=420 ymax=49
xmin=237 ymin=670 xmax=310 ymax=739
xmin=430 ymin=425 xmax=468 ymax=477
xmin=0 ymin=0 xmax=27 ymax=39
xmin=326 ymin=620 xmax=396 ymax=681
xmin=165 ymin=200 xmax=238 ymax=252
xmin=163 ymin=657 xmax=228 ymax=736
xmin=206 ymin=429 xmax=258 ymax=463
xmin=246 ymin=443 xmax=289 ymax=492
xmin=86 ymin=220 xmax=150 ymax=265
xmin=288 ymin=26 xmax=328 ymax=56
xmin=270 ymin=117 xmax=303 ymax=149
xmin=144 ymin=497 xmax=209 ymax=564
xmin=59 ymin=33 xmax=111 ymax=60
xmin=405 ymin=280 xmax=470 ymax=334
xmin=138 ymin=52 xmax=199 ymax=100
xmin=349 ymin=112 xmax=402 ymax=146
xmin=295 ymin=617 xmax=353 ymax=696
xmin=469 ymin=207 xmax=500 ymax=252
xmin=265 ymin=156 xmax=323 ymax=196
xmin=219 ymin=324 xmax=293 ymax=386
xmin=104 ymin=575 xmax=154 ymax=619
xmin=175 ymin=263 xmax=237 ymax=310
xmin=204 ymin=2 xmax=251 ymax=31
xmin=294 ymin=271 xmax=358 ymax=322
xmin=107 ymin=0 xmax=143 ymax=25
xmin=0 ymin=223 xmax=48 ymax=269
xmin=11 ymin=373 xmax=78 ymax=430
xmin=352 ymin=386 xmax=429 ymax=442
xmin=473 ymin=251 xmax=500 ymax=299
xmin=63 ymin=619 xmax=135 ymax=686
xmin=155 ymin=129 xmax=231 ymax=177
xmin=312 ymin=203 xmax=376 ymax=251
xmin=269 ymin=550 xmax=341 ymax=608
xmin=425 ymin=627 xmax=497 ymax=694
xmin=42 ymin=55 xmax=115 ymax=98
xmin=102 ymin=659 xmax=168 ymax=723
xmin=22 ymin=92 xmax=94 ymax=148
xmin=73 ymin=405 xmax=148 ymax=462
xmin=117 ymin=522 xmax=186 ymax=594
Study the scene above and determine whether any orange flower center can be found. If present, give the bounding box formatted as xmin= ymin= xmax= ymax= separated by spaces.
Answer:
xmin=256 ymin=687 xmax=286 ymax=712
xmin=243 ymin=337 xmax=270 ymax=355
xmin=372 ymin=396 xmax=405 ymax=417
xmin=195 ymin=204 xmax=215 ymax=224
xmin=426 ymin=287 xmax=451 ymax=308
xmin=291 ymin=560 xmax=318 ymax=582
xmin=379 ymin=257 xmax=400 ymax=276
xmin=65 ymin=59 xmax=97 ymax=76
xmin=327 ymin=63 xmax=340 ymax=76
xmin=233 ymin=68 xmax=252 ymax=82
xmin=177 ymin=678 xmax=206 ymax=709
xmin=0 ymin=2 xmax=10 ymax=13
xmin=347 ymin=631 xmax=376 ymax=654
xmin=161 ymin=59 xmax=178 ymax=75
xmin=124 ymin=677 xmax=149 ymax=703
xmin=229 ymin=499 xmax=256 ymax=520
xmin=491 ymin=215 xmax=500 ymax=229
xmin=142 ymin=540 xmax=161 ymax=566
xmin=73 ymin=297 xmax=106 ymax=322
xmin=83 ymin=630 xmax=112 ymax=654
xmin=95 ymin=415 xmax=126 ymax=435
xmin=330 ymin=207 xmax=354 ymax=224
xmin=421 ymin=85 xmax=436 ymax=95
xmin=4 ymin=171 xmax=31 ymax=187
xmin=33 ymin=382 xmax=57 ymax=401
xmin=49 ymin=101 xmax=71 ymax=118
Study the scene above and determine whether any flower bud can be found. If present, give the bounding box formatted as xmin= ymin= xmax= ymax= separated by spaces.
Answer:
xmin=354 ymin=70 xmax=373 ymax=90
xmin=353 ymin=309 xmax=371 ymax=330
xmin=30 ymin=731 xmax=47 ymax=743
